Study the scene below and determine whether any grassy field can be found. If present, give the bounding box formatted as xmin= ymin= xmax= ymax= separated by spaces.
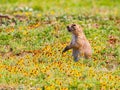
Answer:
xmin=0 ymin=0 xmax=120 ymax=89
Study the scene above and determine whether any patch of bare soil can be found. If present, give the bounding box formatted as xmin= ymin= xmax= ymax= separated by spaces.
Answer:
xmin=0 ymin=14 xmax=28 ymax=26
xmin=0 ymin=85 xmax=16 ymax=90
xmin=108 ymin=35 xmax=118 ymax=45
xmin=0 ymin=48 xmax=41 ymax=59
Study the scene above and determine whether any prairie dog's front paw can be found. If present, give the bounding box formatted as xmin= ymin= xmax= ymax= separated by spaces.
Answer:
xmin=62 ymin=46 xmax=69 ymax=54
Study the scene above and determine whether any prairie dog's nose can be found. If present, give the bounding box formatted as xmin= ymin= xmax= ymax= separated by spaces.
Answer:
xmin=67 ymin=25 xmax=71 ymax=32
xmin=67 ymin=26 xmax=69 ymax=29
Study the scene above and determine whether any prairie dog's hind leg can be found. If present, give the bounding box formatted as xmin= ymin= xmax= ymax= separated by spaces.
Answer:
xmin=72 ymin=49 xmax=79 ymax=62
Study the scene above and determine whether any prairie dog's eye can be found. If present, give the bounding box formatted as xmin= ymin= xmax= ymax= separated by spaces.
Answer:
xmin=72 ymin=24 xmax=76 ymax=27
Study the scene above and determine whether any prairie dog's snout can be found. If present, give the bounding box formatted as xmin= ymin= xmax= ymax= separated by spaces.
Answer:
xmin=67 ymin=25 xmax=72 ymax=32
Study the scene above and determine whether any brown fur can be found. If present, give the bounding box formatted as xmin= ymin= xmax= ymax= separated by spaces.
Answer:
xmin=62 ymin=24 xmax=92 ymax=61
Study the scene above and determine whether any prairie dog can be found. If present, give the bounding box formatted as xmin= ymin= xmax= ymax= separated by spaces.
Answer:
xmin=62 ymin=24 xmax=92 ymax=61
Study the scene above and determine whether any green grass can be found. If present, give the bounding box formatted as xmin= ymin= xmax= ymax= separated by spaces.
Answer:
xmin=0 ymin=0 xmax=120 ymax=90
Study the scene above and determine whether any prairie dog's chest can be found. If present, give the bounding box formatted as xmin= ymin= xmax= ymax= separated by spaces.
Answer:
xmin=71 ymin=35 xmax=77 ymax=45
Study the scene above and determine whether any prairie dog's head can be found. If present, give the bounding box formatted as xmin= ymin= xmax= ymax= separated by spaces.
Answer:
xmin=67 ymin=24 xmax=82 ymax=35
